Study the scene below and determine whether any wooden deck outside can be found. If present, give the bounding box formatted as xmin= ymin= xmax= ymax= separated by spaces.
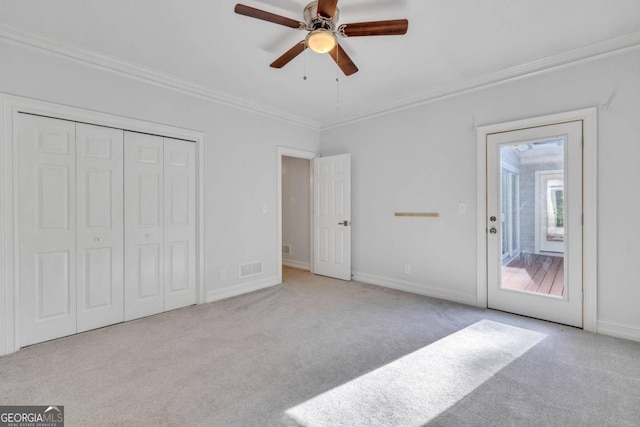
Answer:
xmin=502 ymin=253 xmax=564 ymax=296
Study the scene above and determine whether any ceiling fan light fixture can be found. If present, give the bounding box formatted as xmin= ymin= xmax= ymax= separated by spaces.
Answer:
xmin=306 ymin=29 xmax=336 ymax=53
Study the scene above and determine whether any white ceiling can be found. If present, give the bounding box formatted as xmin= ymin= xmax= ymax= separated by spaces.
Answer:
xmin=1 ymin=0 xmax=640 ymax=128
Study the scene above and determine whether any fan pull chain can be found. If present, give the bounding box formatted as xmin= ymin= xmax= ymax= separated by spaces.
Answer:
xmin=303 ymin=47 xmax=308 ymax=81
xmin=336 ymin=76 xmax=340 ymax=112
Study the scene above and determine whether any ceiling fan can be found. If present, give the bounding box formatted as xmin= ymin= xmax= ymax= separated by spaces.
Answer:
xmin=234 ymin=1 xmax=409 ymax=76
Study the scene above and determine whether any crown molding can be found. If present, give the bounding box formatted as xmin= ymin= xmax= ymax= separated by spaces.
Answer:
xmin=1 ymin=20 xmax=639 ymax=131
xmin=0 ymin=20 xmax=321 ymax=130
xmin=320 ymin=30 xmax=640 ymax=130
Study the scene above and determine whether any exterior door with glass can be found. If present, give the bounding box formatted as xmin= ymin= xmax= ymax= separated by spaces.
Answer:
xmin=487 ymin=121 xmax=583 ymax=327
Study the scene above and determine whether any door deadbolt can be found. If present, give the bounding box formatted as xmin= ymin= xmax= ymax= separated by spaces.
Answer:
xmin=490 ymin=216 xmax=497 ymax=222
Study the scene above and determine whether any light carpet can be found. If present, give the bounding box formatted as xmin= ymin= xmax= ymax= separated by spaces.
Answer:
xmin=0 ymin=267 xmax=639 ymax=426
xmin=286 ymin=320 xmax=546 ymax=426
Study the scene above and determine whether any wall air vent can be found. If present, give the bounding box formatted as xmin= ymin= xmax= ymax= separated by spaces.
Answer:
xmin=239 ymin=261 xmax=263 ymax=278
xmin=282 ymin=244 xmax=291 ymax=256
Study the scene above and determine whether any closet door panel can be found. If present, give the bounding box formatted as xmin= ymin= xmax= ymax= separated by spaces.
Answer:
xmin=164 ymin=139 xmax=196 ymax=311
xmin=18 ymin=114 xmax=77 ymax=346
xmin=124 ymin=132 xmax=164 ymax=320
xmin=76 ymin=124 xmax=124 ymax=332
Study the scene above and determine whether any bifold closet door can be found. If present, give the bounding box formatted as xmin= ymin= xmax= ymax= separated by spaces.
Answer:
xmin=124 ymin=132 xmax=165 ymax=321
xmin=18 ymin=114 xmax=77 ymax=346
xmin=18 ymin=115 xmax=197 ymax=345
xmin=76 ymin=123 xmax=124 ymax=332
xmin=124 ymin=133 xmax=196 ymax=320
xmin=163 ymin=138 xmax=196 ymax=311
xmin=18 ymin=115 xmax=125 ymax=345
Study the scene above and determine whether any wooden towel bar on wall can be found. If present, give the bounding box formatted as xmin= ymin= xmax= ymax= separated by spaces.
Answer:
xmin=394 ymin=212 xmax=439 ymax=218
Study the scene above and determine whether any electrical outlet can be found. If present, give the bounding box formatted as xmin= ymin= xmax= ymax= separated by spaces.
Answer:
xmin=404 ymin=264 xmax=411 ymax=275
xmin=220 ymin=270 xmax=226 ymax=280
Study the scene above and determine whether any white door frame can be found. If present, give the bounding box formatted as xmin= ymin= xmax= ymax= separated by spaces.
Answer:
xmin=476 ymin=108 xmax=597 ymax=332
xmin=276 ymin=147 xmax=318 ymax=284
xmin=0 ymin=94 xmax=207 ymax=356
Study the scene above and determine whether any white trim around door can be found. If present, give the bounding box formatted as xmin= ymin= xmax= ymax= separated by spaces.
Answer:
xmin=476 ymin=108 xmax=597 ymax=332
xmin=0 ymin=94 xmax=207 ymax=356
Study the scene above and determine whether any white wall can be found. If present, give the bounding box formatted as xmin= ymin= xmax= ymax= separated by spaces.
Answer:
xmin=320 ymin=49 xmax=640 ymax=340
xmin=0 ymin=41 xmax=320 ymax=303
xmin=3 ymin=39 xmax=640 ymax=342
xmin=282 ymin=156 xmax=311 ymax=270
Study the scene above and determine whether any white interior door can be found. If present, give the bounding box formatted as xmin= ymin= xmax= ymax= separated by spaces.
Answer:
xmin=124 ymin=132 xmax=164 ymax=321
xmin=313 ymin=154 xmax=351 ymax=281
xmin=76 ymin=123 xmax=124 ymax=332
xmin=163 ymin=138 xmax=196 ymax=311
xmin=18 ymin=114 xmax=77 ymax=346
xmin=487 ymin=121 xmax=582 ymax=327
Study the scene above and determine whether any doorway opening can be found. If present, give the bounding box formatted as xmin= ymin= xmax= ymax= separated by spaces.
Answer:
xmin=276 ymin=147 xmax=317 ymax=285
xmin=277 ymin=148 xmax=352 ymax=283
xmin=281 ymin=155 xmax=312 ymax=271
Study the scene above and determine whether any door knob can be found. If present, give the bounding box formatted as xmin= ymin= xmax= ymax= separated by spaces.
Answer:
xmin=489 ymin=227 xmax=497 ymax=234
xmin=338 ymin=221 xmax=350 ymax=226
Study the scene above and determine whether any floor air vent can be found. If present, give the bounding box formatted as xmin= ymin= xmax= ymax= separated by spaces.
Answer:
xmin=239 ymin=261 xmax=263 ymax=278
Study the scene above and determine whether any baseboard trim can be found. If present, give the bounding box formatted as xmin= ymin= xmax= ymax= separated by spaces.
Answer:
xmin=597 ymin=320 xmax=640 ymax=342
xmin=282 ymin=260 xmax=311 ymax=271
xmin=352 ymin=272 xmax=477 ymax=306
xmin=205 ymin=277 xmax=279 ymax=304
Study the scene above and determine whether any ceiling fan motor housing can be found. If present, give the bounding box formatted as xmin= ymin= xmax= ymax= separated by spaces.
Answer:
xmin=304 ymin=1 xmax=339 ymax=29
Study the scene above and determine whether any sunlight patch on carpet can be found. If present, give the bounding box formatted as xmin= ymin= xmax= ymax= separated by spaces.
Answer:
xmin=285 ymin=319 xmax=546 ymax=426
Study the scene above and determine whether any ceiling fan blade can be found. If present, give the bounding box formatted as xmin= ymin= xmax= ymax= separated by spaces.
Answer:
xmin=340 ymin=19 xmax=408 ymax=37
xmin=317 ymin=0 xmax=339 ymax=18
xmin=328 ymin=43 xmax=359 ymax=76
xmin=270 ymin=41 xmax=307 ymax=68
xmin=234 ymin=4 xmax=304 ymax=29
xmin=340 ymin=0 xmax=408 ymax=15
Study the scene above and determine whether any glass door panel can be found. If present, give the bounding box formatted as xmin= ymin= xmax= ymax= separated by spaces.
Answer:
xmin=499 ymin=139 xmax=565 ymax=297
